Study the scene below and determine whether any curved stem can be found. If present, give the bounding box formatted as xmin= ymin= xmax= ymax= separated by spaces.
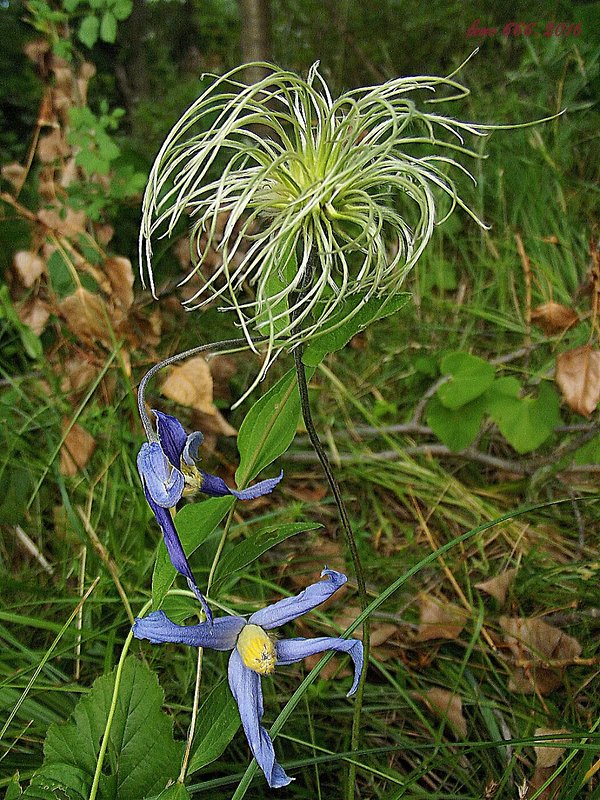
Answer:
xmin=137 ymin=336 xmax=266 ymax=441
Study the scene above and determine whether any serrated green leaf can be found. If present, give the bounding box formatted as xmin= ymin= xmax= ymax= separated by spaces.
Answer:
xmin=47 ymin=250 xmax=76 ymax=298
xmin=212 ymin=521 xmax=322 ymax=590
xmin=152 ymin=497 xmax=234 ymax=608
xmin=99 ymin=11 xmax=117 ymax=42
xmin=187 ymin=681 xmax=240 ymax=774
xmin=42 ymin=657 xmax=182 ymax=800
xmin=302 ymin=293 xmax=410 ymax=367
xmin=23 ymin=764 xmax=89 ymax=799
xmin=426 ymin=393 xmax=487 ymax=451
xmin=236 ymin=367 xmax=312 ymax=486
xmin=437 ymin=352 xmax=495 ymax=409
xmin=487 ymin=379 xmax=560 ymax=454
xmin=78 ymin=15 xmax=99 ymax=48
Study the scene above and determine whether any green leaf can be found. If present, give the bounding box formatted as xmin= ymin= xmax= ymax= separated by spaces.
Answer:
xmin=62 ymin=0 xmax=80 ymax=11
xmin=41 ymin=657 xmax=182 ymax=800
xmin=255 ymin=245 xmax=296 ymax=337
xmin=573 ymin=434 xmax=600 ymax=465
xmin=236 ymin=367 xmax=311 ymax=486
xmin=147 ymin=785 xmax=191 ymax=800
xmin=111 ymin=0 xmax=133 ymax=20
xmin=0 ymin=286 xmax=42 ymax=360
xmin=5 ymin=773 xmax=22 ymax=799
xmin=426 ymin=393 xmax=487 ymax=451
xmin=187 ymin=681 xmax=240 ymax=774
xmin=78 ymin=15 xmax=99 ymax=48
xmin=437 ymin=352 xmax=495 ymax=409
xmin=486 ymin=379 xmax=560 ymax=454
xmin=23 ymin=764 xmax=89 ymax=799
xmin=212 ymin=521 xmax=322 ymax=590
xmin=47 ymin=250 xmax=76 ymax=298
xmin=302 ymin=293 xmax=410 ymax=367
xmin=151 ymin=496 xmax=234 ymax=608
xmin=99 ymin=11 xmax=117 ymax=42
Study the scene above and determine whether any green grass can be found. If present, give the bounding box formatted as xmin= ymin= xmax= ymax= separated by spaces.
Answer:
xmin=1 ymin=13 xmax=599 ymax=800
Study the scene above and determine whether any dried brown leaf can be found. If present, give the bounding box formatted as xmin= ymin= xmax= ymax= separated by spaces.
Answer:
xmin=416 ymin=593 xmax=467 ymax=641
xmin=60 ymin=356 xmax=98 ymax=394
xmin=414 ymin=688 xmax=467 ymax=738
xmin=534 ymin=728 xmax=569 ymax=769
xmin=38 ymin=206 xmax=86 ymax=237
xmin=17 ymin=298 xmax=50 ymax=336
xmin=192 ymin=409 xmax=237 ymax=438
xmin=161 ymin=356 xmax=216 ymax=414
xmin=531 ymin=303 xmax=579 ymax=334
xmin=37 ymin=129 xmax=70 ymax=163
xmin=555 ymin=345 xmax=600 ymax=416
xmin=59 ymin=288 xmax=111 ymax=344
xmin=60 ymin=421 xmax=96 ymax=476
xmin=500 ymin=616 xmax=582 ymax=695
xmin=475 ymin=568 xmax=517 ymax=605
xmin=500 ymin=617 xmax=582 ymax=661
xmin=23 ymin=38 xmax=50 ymax=68
xmin=2 ymin=162 xmax=27 ymax=191
xmin=105 ymin=256 xmax=134 ymax=309
xmin=94 ymin=223 xmax=114 ymax=247
xmin=13 ymin=250 xmax=45 ymax=287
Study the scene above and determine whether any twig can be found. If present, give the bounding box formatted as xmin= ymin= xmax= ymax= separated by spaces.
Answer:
xmin=14 ymin=525 xmax=54 ymax=574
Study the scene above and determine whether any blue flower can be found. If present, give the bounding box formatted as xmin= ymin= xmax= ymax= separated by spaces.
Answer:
xmin=133 ymin=568 xmax=363 ymax=788
xmin=137 ymin=410 xmax=283 ymax=622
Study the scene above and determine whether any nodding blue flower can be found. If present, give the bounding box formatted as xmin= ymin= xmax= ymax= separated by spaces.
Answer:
xmin=137 ymin=409 xmax=283 ymax=622
xmin=133 ymin=568 xmax=363 ymax=788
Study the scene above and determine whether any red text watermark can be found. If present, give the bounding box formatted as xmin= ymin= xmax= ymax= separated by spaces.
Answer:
xmin=467 ymin=20 xmax=582 ymax=38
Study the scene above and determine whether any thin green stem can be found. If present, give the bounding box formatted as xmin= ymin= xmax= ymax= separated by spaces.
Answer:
xmin=288 ymin=247 xmax=369 ymax=799
xmin=292 ymin=346 xmax=369 ymax=799
xmin=89 ymin=597 xmax=152 ymax=800
xmin=177 ymin=503 xmax=238 ymax=783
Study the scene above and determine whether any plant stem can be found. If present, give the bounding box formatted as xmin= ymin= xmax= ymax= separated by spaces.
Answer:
xmin=89 ymin=597 xmax=152 ymax=800
xmin=177 ymin=503 xmax=237 ymax=783
xmin=292 ymin=344 xmax=370 ymax=799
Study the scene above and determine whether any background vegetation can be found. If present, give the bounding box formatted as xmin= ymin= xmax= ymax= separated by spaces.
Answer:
xmin=1 ymin=0 xmax=599 ymax=798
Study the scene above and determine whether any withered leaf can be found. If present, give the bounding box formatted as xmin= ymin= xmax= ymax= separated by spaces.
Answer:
xmin=60 ymin=420 xmax=96 ymax=476
xmin=37 ymin=129 xmax=70 ymax=163
xmin=1 ymin=162 xmax=27 ymax=191
xmin=534 ymin=728 xmax=569 ymax=769
xmin=555 ymin=345 xmax=600 ymax=416
xmin=416 ymin=593 xmax=467 ymax=641
xmin=59 ymin=288 xmax=111 ymax=344
xmin=192 ymin=408 xmax=237 ymax=438
xmin=500 ymin=616 xmax=582 ymax=695
xmin=17 ymin=298 xmax=50 ymax=336
xmin=414 ymin=688 xmax=467 ymax=738
xmin=531 ymin=303 xmax=578 ymax=334
xmin=13 ymin=250 xmax=45 ymax=287
xmin=475 ymin=568 xmax=517 ymax=605
xmin=161 ymin=356 xmax=216 ymax=414
xmin=38 ymin=206 xmax=86 ymax=237
xmin=105 ymin=256 xmax=134 ymax=309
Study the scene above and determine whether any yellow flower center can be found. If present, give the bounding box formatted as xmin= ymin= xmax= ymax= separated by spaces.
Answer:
xmin=236 ymin=624 xmax=276 ymax=675
xmin=181 ymin=464 xmax=204 ymax=495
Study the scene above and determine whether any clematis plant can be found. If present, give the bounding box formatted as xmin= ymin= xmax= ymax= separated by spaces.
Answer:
xmin=133 ymin=568 xmax=363 ymax=788
xmin=139 ymin=59 xmax=491 ymax=391
xmin=138 ymin=408 xmax=282 ymax=621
